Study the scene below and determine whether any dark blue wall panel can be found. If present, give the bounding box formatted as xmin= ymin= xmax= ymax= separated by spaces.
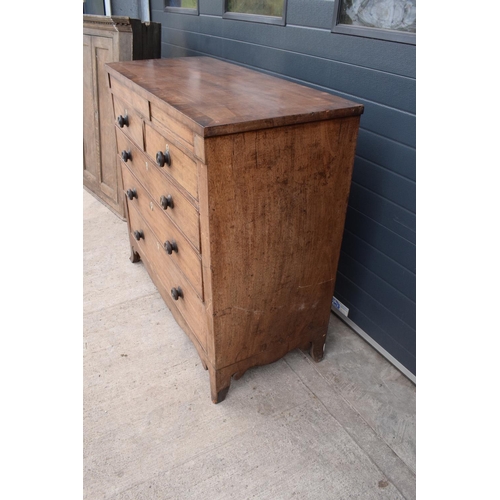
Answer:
xmin=151 ymin=0 xmax=416 ymax=376
xmin=344 ymin=208 xmax=416 ymax=273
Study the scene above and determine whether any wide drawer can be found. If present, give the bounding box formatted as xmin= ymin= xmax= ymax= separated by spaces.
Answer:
xmin=122 ymin=164 xmax=203 ymax=300
xmin=127 ymin=203 xmax=207 ymax=351
xmin=112 ymin=94 xmax=144 ymax=150
xmin=116 ymin=130 xmax=201 ymax=251
xmin=144 ymin=123 xmax=199 ymax=200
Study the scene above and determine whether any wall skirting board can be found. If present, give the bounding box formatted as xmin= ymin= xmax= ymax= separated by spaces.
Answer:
xmin=331 ymin=309 xmax=416 ymax=384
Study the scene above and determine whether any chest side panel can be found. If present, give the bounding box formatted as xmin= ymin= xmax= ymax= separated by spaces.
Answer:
xmin=205 ymin=117 xmax=360 ymax=369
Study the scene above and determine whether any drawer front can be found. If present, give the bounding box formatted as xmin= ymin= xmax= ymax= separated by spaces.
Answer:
xmin=112 ymin=94 xmax=144 ymax=150
xmin=128 ymin=203 xmax=207 ymax=350
xmin=116 ymin=130 xmax=201 ymax=251
xmin=149 ymin=101 xmax=195 ymax=149
xmin=122 ymin=165 xmax=203 ymax=299
xmin=145 ymin=123 xmax=199 ymax=200
xmin=109 ymin=76 xmax=150 ymax=120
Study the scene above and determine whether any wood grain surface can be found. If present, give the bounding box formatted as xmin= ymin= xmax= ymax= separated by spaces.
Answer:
xmin=121 ymin=164 xmax=203 ymax=299
xmin=112 ymin=93 xmax=145 ymax=150
xmin=204 ymin=117 xmax=360 ymax=374
xmin=145 ymin=123 xmax=199 ymax=199
xmin=115 ymin=130 xmax=201 ymax=250
xmin=105 ymin=57 xmax=364 ymax=137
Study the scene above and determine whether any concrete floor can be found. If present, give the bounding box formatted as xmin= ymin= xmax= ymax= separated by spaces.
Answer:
xmin=83 ymin=189 xmax=416 ymax=500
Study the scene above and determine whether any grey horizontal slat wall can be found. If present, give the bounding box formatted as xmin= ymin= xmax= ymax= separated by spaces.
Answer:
xmin=150 ymin=0 xmax=416 ymax=377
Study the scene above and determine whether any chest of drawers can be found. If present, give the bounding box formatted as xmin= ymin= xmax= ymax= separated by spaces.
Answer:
xmin=105 ymin=57 xmax=363 ymax=403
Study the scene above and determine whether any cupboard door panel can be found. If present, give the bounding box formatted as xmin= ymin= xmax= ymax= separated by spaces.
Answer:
xmin=93 ymin=36 xmax=120 ymax=204
xmin=83 ymin=34 xmax=98 ymax=187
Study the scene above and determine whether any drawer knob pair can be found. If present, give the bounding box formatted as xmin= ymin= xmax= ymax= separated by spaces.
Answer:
xmin=133 ymin=230 xmax=144 ymax=241
xmin=156 ymin=150 xmax=171 ymax=167
xmin=163 ymin=240 xmax=178 ymax=255
xmin=117 ymin=115 xmax=129 ymax=128
xmin=121 ymin=150 xmax=132 ymax=163
xmin=126 ymin=189 xmax=137 ymax=200
xmin=160 ymin=195 xmax=174 ymax=210
xmin=171 ymin=286 xmax=183 ymax=301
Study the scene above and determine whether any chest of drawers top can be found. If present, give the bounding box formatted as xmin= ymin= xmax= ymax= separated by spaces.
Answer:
xmin=106 ymin=56 xmax=363 ymax=139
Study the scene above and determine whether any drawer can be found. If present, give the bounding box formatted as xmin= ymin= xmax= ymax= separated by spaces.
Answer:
xmin=116 ymin=130 xmax=201 ymax=251
xmin=145 ymin=123 xmax=198 ymax=200
xmin=109 ymin=75 xmax=150 ymax=120
xmin=149 ymin=101 xmax=195 ymax=149
xmin=122 ymin=164 xmax=203 ymax=299
xmin=112 ymin=94 xmax=144 ymax=150
xmin=128 ymin=203 xmax=207 ymax=351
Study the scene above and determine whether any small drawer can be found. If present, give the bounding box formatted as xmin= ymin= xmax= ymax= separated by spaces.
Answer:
xmin=116 ymin=130 xmax=201 ymax=251
xmin=150 ymin=101 xmax=195 ymax=150
xmin=128 ymin=203 xmax=207 ymax=351
xmin=109 ymin=76 xmax=150 ymax=120
xmin=122 ymin=165 xmax=203 ymax=300
xmin=112 ymin=94 xmax=144 ymax=150
xmin=145 ymin=123 xmax=198 ymax=200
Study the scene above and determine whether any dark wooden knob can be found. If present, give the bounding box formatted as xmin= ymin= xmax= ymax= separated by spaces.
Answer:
xmin=121 ymin=150 xmax=131 ymax=162
xmin=163 ymin=240 xmax=178 ymax=255
xmin=126 ymin=188 xmax=137 ymax=200
xmin=160 ymin=195 xmax=174 ymax=210
xmin=117 ymin=115 xmax=129 ymax=128
xmin=133 ymin=230 xmax=144 ymax=241
xmin=156 ymin=150 xmax=171 ymax=167
xmin=171 ymin=286 xmax=183 ymax=300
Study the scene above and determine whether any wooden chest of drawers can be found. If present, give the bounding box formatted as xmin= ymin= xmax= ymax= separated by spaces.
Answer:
xmin=105 ymin=57 xmax=363 ymax=403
